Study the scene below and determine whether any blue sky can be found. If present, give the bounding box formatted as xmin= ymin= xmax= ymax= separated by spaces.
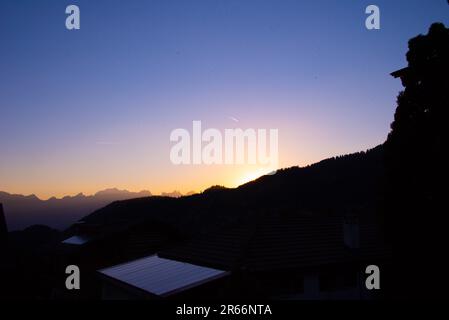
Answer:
xmin=1 ymin=0 xmax=448 ymax=198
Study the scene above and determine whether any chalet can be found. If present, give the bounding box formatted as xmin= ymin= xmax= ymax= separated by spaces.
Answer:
xmin=97 ymin=213 xmax=390 ymax=300
xmin=56 ymin=218 xmax=181 ymax=299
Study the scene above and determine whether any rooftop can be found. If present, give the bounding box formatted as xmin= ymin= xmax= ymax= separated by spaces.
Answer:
xmin=98 ymin=254 xmax=229 ymax=297
xmin=62 ymin=235 xmax=92 ymax=245
xmin=159 ymin=213 xmax=390 ymax=271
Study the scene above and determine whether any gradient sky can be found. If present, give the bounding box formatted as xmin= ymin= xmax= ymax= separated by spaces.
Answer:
xmin=1 ymin=0 xmax=448 ymax=199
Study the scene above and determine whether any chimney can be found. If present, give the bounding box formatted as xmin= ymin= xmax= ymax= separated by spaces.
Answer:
xmin=343 ymin=214 xmax=360 ymax=249
xmin=0 ymin=203 xmax=8 ymax=245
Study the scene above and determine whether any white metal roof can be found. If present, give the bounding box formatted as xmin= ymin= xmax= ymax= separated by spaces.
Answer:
xmin=98 ymin=255 xmax=229 ymax=297
xmin=62 ymin=235 xmax=91 ymax=245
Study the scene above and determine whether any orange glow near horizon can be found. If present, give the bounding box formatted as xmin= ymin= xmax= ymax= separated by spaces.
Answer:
xmin=233 ymin=167 xmax=276 ymax=187
xmin=0 ymin=167 xmax=271 ymax=200
xmin=0 ymin=115 xmax=384 ymax=201
xmin=0 ymin=139 xmax=381 ymax=200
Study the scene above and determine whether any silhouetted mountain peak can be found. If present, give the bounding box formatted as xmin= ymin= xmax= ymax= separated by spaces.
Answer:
xmin=0 ymin=192 xmax=39 ymax=201
xmin=81 ymin=145 xmax=385 ymax=234
xmin=74 ymin=193 xmax=86 ymax=198
xmin=161 ymin=190 xmax=182 ymax=198
xmin=0 ymin=188 xmax=154 ymax=231
xmin=94 ymin=188 xmax=151 ymax=198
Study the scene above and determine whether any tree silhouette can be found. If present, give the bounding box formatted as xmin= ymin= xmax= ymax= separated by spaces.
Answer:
xmin=385 ymin=23 xmax=449 ymax=298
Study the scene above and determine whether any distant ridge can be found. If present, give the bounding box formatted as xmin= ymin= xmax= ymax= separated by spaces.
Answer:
xmin=81 ymin=145 xmax=385 ymax=235
xmin=0 ymin=188 xmax=152 ymax=231
xmin=0 ymin=187 xmax=203 ymax=231
xmin=1 ymin=144 xmax=383 ymax=232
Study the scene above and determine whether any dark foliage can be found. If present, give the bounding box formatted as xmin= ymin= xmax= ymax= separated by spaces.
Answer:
xmin=384 ymin=23 xmax=449 ymax=298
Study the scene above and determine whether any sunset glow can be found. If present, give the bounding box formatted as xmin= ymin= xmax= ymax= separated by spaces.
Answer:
xmin=1 ymin=0 xmax=447 ymax=200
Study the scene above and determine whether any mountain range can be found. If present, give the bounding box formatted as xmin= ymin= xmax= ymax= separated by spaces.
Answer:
xmin=0 ymin=188 xmax=154 ymax=231
xmin=80 ymin=145 xmax=385 ymax=236
xmin=1 ymin=144 xmax=383 ymax=232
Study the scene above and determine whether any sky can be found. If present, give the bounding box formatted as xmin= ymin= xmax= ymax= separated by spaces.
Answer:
xmin=0 ymin=0 xmax=448 ymax=199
